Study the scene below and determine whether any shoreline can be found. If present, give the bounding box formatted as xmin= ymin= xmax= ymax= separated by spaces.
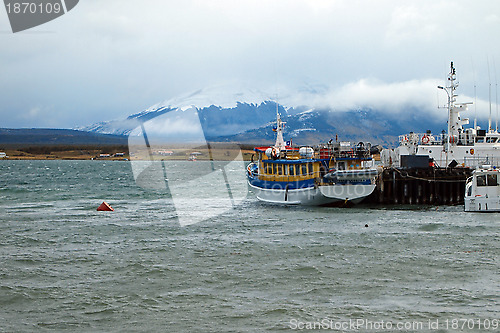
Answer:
xmin=0 ymin=148 xmax=256 ymax=161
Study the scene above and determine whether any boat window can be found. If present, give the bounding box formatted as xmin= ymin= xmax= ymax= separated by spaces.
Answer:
xmin=487 ymin=174 xmax=498 ymax=186
xmin=477 ymin=175 xmax=486 ymax=187
xmin=476 ymin=137 xmax=485 ymax=143
xmin=301 ymin=164 xmax=307 ymax=175
xmin=308 ymin=163 xmax=313 ymax=175
xmin=268 ymin=163 xmax=272 ymax=174
xmin=295 ymin=164 xmax=300 ymax=176
xmin=289 ymin=164 xmax=295 ymax=176
xmin=272 ymin=164 xmax=277 ymax=175
xmin=338 ymin=161 xmax=346 ymax=170
xmin=283 ymin=164 xmax=288 ymax=175
xmin=277 ymin=164 xmax=282 ymax=175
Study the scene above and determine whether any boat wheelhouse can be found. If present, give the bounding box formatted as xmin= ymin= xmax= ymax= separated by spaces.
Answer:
xmin=464 ymin=166 xmax=500 ymax=212
xmin=247 ymin=110 xmax=378 ymax=205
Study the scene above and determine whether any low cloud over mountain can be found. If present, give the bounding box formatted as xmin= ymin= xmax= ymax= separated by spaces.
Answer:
xmin=78 ymin=80 xmax=493 ymax=147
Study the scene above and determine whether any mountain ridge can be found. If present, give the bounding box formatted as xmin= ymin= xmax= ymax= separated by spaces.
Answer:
xmin=78 ymin=99 xmax=448 ymax=147
xmin=0 ymin=128 xmax=127 ymax=147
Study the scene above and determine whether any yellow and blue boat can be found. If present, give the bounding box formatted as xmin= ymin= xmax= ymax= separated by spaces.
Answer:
xmin=247 ymin=111 xmax=378 ymax=205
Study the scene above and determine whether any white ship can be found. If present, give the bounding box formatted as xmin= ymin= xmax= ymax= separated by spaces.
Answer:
xmin=465 ymin=166 xmax=500 ymax=212
xmin=382 ymin=62 xmax=500 ymax=169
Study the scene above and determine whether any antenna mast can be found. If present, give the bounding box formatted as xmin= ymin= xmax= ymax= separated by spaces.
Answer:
xmin=471 ymin=59 xmax=478 ymax=130
xmin=494 ymin=58 xmax=498 ymax=132
xmin=488 ymin=57 xmax=493 ymax=132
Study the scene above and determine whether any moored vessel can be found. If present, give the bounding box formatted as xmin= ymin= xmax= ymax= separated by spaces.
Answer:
xmin=382 ymin=62 xmax=500 ymax=169
xmin=247 ymin=109 xmax=378 ymax=205
xmin=464 ymin=166 xmax=500 ymax=212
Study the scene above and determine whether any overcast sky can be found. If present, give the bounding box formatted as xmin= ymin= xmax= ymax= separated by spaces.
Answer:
xmin=1 ymin=0 xmax=499 ymax=128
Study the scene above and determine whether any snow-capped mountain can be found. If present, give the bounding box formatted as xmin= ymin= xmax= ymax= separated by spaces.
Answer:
xmin=77 ymin=106 xmax=175 ymax=136
xmin=78 ymin=84 xmax=450 ymax=146
xmin=78 ymin=84 xmax=294 ymax=137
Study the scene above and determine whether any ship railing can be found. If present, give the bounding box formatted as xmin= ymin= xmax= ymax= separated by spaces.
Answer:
xmin=462 ymin=155 xmax=500 ymax=168
xmin=399 ymin=133 xmax=476 ymax=146
xmin=316 ymin=149 xmax=371 ymax=159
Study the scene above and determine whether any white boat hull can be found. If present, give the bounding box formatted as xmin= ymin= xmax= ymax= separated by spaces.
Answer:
xmin=319 ymin=184 xmax=376 ymax=203
xmin=248 ymin=182 xmax=375 ymax=205
xmin=464 ymin=196 xmax=500 ymax=212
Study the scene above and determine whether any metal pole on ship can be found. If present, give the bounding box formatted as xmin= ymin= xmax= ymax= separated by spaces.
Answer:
xmin=437 ymin=84 xmax=451 ymax=167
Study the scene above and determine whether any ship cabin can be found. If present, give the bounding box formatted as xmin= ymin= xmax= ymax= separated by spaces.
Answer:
xmin=465 ymin=166 xmax=500 ymax=212
xmin=466 ymin=167 xmax=499 ymax=196
xmin=251 ymin=143 xmax=373 ymax=189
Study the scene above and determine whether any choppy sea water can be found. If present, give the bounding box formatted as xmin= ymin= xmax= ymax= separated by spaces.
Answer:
xmin=0 ymin=160 xmax=498 ymax=332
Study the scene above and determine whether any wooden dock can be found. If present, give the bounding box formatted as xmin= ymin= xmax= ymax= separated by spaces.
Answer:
xmin=366 ymin=167 xmax=472 ymax=205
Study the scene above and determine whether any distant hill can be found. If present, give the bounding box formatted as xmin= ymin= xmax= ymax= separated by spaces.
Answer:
xmin=0 ymin=128 xmax=127 ymax=147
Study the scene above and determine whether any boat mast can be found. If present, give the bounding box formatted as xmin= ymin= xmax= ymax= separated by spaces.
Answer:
xmin=449 ymin=62 xmax=458 ymax=142
xmin=439 ymin=62 xmax=458 ymax=155
xmin=274 ymin=102 xmax=286 ymax=151
xmin=494 ymin=58 xmax=498 ymax=132
xmin=488 ymin=57 xmax=493 ymax=133
xmin=472 ymin=59 xmax=478 ymax=130
xmin=438 ymin=62 xmax=471 ymax=165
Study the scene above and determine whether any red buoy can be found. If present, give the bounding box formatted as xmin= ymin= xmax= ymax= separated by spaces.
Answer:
xmin=97 ymin=201 xmax=114 ymax=211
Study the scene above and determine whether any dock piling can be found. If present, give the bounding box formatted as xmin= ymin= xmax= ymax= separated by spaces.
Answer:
xmin=366 ymin=167 xmax=472 ymax=205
